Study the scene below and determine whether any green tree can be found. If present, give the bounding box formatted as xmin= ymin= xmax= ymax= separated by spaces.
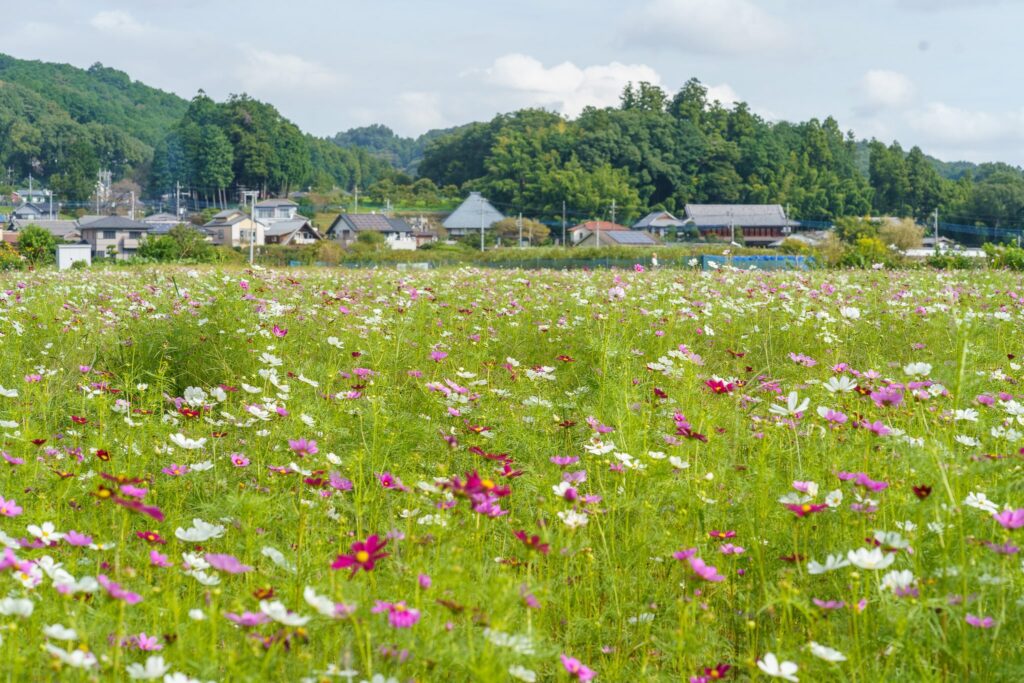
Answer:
xmin=50 ymin=138 xmax=99 ymax=202
xmin=17 ymin=225 xmax=58 ymax=264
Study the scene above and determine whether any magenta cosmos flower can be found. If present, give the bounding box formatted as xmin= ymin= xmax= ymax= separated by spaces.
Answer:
xmin=331 ymin=534 xmax=389 ymax=577
xmin=288 ymin=438 xmax=318 ymax=457
xmin=206 ymin=553 xmax=253 ymax=574
xmin=0 ymin=496 xmax=22 ymax=517
xmin=372 ymin=601 xmax=421 ymax=628
xmin=993 ymin=509 xmax=1024 ymax=530
xmin=561 ymin=654 xmax=596 ymax=681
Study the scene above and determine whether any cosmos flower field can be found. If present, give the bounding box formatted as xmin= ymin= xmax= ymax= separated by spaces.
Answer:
xmin=1 ymin=265 xmax=1023 ymax=682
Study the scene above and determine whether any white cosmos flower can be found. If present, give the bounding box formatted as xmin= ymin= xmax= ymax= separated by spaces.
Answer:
xmin=43 ymin=623 xmax=78 ymax=640
xmin=188 ymin=609 xmax=207 ymax=621
xmin=880 ymin=569 xmax=916 ymax=594
xmin=303 ymin=586 xmax=345 ymax=618
xmin=174 ymin=519 xmax=226 ymax=542
xmin=126 ymin=655 xmax=171 ymax=680
xmin=28 ymin=522 xmax=64 ymax=543
xmin=807 ymin=554 xmax=850 ymax=575
xmin=164 ymin=673 xmax=211 ymax=683
xmin=823 ymin=376 xmax=857 ymax=394
xmin=261 ymin=546 xmax=297 ymax=573
xmin=903 ymin=362 xmax=932 ymax=377
xmin=0 ymin=386 xmax=18 ymax=398
xmin=953 ymin=409 xmax=979 ymax=422
xmin=769 ymin=391 xmax=810 ymax=417
xmin=757 ymin=652 xmax=799 ymax=681
xmin=825 ymin=489 xmax=843 ymax=508
xmin=839 ymin=306 xmax=860 ymax=320
xmin=44 ymin=644 xmax=97 ymax=669
xmin=847 ymin=547 xmax=896 ymax=570
xmin=0 ymin=597 xmax=34 ymax=617
xmin=259 ymin=600 xmax=310 ymax=626
xmin=808 ymin=641 xmax=846 ymax=662
xmin=557 ymin=509 xmax=589 ymax=529
xmin=954 ymin=435 xmax=980 ymax=447
xmin=508 ymin=665 xmax=537 ymax=682
xmin=964 ymin=492 xmax=1000 ymax=514
xmin=169 ymin=433 xmax=207 ymax=450
xmin=326 ymin=336 xmax=344 ymax=349
xmin=190 ymin=461 xmax=214 ymax=472
xmin=183 ymin=387 xmax=208 ymax=407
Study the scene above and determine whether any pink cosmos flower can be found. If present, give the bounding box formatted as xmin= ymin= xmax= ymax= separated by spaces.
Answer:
xmin=272 ymin=325 xmax=288 ymax=338
xmin=0 ymin=496 xmax=22 ymax=517
xmin=24 ymin=374 xmax=41 ymax=383
xmin=966 ymin=614 xmax=995 ymax=628
xmin=430 ymin=350 xmax=448 ymax=362
xmin=372 ymin=601 xmax=421 ymax=628
xmin=132 ymin=633 xmax=163 ymax=651
xmin=2 ymin=452 xmax=23 ymax=466
xmin=561 ymin=654 xmax=596 ymax=681
xmin=64 ymin=530 xmax=93 ymax=546
xmin=162 ymin=464 xmax=189 ymax=476
xmin=288 ymin=438 xmax=318 ymax=457
xmin=418 ymin=573 xmax=432 ymax=589
xmin=719 ymin=544 xmax=746 ymax=555
xmin=813 ymin=598 xmax=846 ymax=610
xmin=688 ymin=556 xmax=726 ymax=582
xmin=119 ymin=485 xmax=147 ymax=499
xmin=870 ymin=387 xmax=904 ymax=407
xmin=225 ymin=611 xmax=271 ymax=627
xmin=97 ymin=574 xmax=142 ymax=604
xmin=331 ymin=534 xmax=389 ymax=577
xmin=205 ymin=553 xmax=253 ymax=574
xmin=551 ymin=455 xmax=580 ymax=466
xmin=230 ymin=453 xmax=250 ymax=467
xmin=993 ymin=509 xmax=1024 ymax=530
xmin=150 ymin=550 xmax=173 ymax=568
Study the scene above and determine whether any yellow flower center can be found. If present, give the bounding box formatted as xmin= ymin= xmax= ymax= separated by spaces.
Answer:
xmin=355 ymin=550 xmax=370 ymax=563
xmin=481 ymin=479 xmax=495 ymax=490
xmin=801 ymin=504 xmax=812 ymax=512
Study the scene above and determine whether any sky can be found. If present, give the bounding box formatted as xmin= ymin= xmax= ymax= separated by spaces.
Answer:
xmin=4 ymin=0 xmax=1023 ymax=164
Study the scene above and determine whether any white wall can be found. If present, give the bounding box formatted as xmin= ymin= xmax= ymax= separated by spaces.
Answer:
xmin=57 ymin=245 xmax=91 ymax=270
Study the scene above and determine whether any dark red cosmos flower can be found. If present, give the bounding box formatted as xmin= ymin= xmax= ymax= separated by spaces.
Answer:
xmin=727 ymin=349 xmax=746 ymax=358
xmin=653 ymin=387 xmax=668 ymax=399
xmin=331 ymin=534 xmax=389 ymax=578
xmin=95 ymin=449 xmax=111 ymax=462
xmin=445 ymin=471 xmax=511 ymax=499
xmin=557 ymin=355 xmax=575 ymax=363
xmin=913 ymin=484 xmax=932 ymax=500
xmin=253 ymin=586 xmax=275 ymax=600
xmin=71 ymin=416 xmax=88 ymax=425
xmin=112 ymin=496 xmax=165 ymax=522
xmin=468 ymin=446 xmax=511 ymax=464
xmin=786 ymin=503 xmax=828 ymax=517
xmin=136 ymin=530 xmax=167 ymax=545
xmin=709 ymin=530 xmax=736 ymax=540
xmin=178 ymin=407 xmax=200 ymax=419
xmin=31 ymin=439 xmax=47 ymax=446
xmin=695 ymin=663 xmax=731 ymax=681
xmin=558 ymin=420 xmax=577 ymax=429
xmin=673 ymin=413 xmax=708 ymax=442
xmin=705 ymin=379 xmax=736 ymax=395
xmin=514 ymin=530 xmax=550 ymax=555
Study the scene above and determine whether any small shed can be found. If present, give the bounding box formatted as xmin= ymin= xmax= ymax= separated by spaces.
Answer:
xmin=57 ymin=244 xmax=92 ymax=271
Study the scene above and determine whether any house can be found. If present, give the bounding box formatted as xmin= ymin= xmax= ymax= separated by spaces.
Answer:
xmin=767 ymin=230 xmax=830 ymax=249
xmin=142 ymin=212 xmax=185 ymax=235
xmin=327 ymin=213 xmax=417 ymax=250
xmin=442 ymin=192 xmax=504 ymax=239
xmin=632 ymin=211 xmax=689 ymax=238
xmin=13 ymin=188 xmax=51 ymax=205
xmin=684 ymin=204 xmax=797 ymax=247
xmin=203 ymin=209 xmax=264 ymax=248
xmin=12 ymin=204 xmax=45 ymax=221
xmin=10 ymin=219 xmax=81 ymax=243
xmin=576 ymin=228 xmax=660 ymax=248
xmin=78 ymin=216 xmax=150 ymax=260
xmin=568 ymin=221 xmax=630 ymax=245
xmin=263 ymin=218 xmax=321 ymax=245
xmin=253 ymin=199 xmax=299 ymax=224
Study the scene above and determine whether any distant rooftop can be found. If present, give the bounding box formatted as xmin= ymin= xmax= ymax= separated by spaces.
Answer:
xmin=442 ymin=192 xmax=505 ymax=230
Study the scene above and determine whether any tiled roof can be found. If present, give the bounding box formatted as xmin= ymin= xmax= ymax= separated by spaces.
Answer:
xmin=442 ymin=192 xmax=504 ymax=230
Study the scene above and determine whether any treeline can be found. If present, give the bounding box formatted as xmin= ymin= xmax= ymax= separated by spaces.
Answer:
xmin=149 ymin=92 xmax=392 ymax=203
xmin=414 ymin=79 xmax=1024 ymax=230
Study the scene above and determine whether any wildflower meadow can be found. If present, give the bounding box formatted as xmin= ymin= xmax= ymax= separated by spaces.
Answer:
xmin=1 ymin=264 xmax=1023 ymax=682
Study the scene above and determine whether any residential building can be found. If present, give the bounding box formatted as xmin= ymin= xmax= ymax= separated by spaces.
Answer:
xmin=13 ymin=188 xmax=51 ymax=205
xmin=632 ymin=211 xmax=689 ymax=238
xmin=10 ymin=219 xmax=81 ymax=242
xmin=203 ymin=209 xmax=264 ymax=248
xmin=263 ymin=218 xmax=321 ymax=245
xmin=684 ymin=204 xmax=797 ymax=247
xmin=575 ymin=228 xmax=660 ymax=248
xmin=253 ymin=199 xmax=299 ymax=224
xmin=442 ymin=192 xmax=504 ymax=239
xmin=12 ymin=204 xmax=45 ymax=221
xmin=142 ymin=212 xmax=186 ymax=235
xmin=568 ymin=221 xmax=630 ymax=245
xmin=78 ymin=216 xmax=149 ymax=260
xmin=327 ymin=213 xmax=417 ymax=250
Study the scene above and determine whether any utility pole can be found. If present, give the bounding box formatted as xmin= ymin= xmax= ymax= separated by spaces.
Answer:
xmin=562 ymin=200 xmax=566 ymax=247
xmin=48 ymin=189 xmax=53 ymax=220
xmin=517 ymin=212 xmax=523 ymax=247
xmin=130 ymin=191 xmax=135 ymax=221
xmin=479 ymin=195 xmax=485 ymax=251
xmin=353 ymin=186 xmax=359 ymax=214
xmin=729 ymin=209 xmax=736 ymax=245
xmin=933 ymin=208 xmax=939 ymax=248
xmin=175 ymin=181 xmax=181 ymax=218
xmin=242 ymin=190 xmax=260 ymax=265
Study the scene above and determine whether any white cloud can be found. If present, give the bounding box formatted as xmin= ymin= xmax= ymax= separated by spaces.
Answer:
xmin=860 ymin=69 xmax=915 ymax=109
xmin=706 ymin=83 xmax=740 ymax=107
xmin=626 ymin=0 xmax=791 ymax=55
xmin=480 ymin=53 xmax=661 ymax=117
xmin=236 ymin=48 xmax=341 ymax=92
xmin=906 ymin=103 xmax=1024 ymax=146
xmin=395 ymin=91 xmax=448 ymax=132
xmin=90 ymin=11 xmax=148 ymax=37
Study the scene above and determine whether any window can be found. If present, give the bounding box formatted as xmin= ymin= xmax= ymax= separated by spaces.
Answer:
xmin=129 ymin=231 xmax=141 ymax=239
xmin=102 ymin=230 xmax=116 ymax=240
